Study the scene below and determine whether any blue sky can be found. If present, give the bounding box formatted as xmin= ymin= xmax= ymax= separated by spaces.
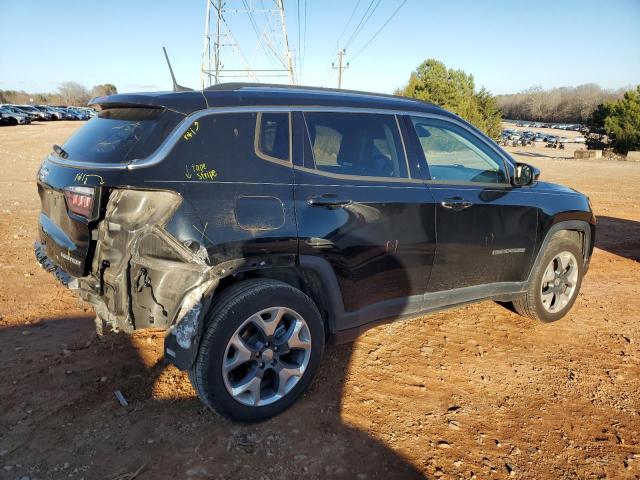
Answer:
xmin=1 ymin=0 xmax=639 ymax=95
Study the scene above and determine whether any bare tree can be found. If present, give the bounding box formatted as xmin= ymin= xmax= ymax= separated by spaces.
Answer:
xmin=57 ymin=81 xmax=91 ymax=106
xmin=496 ymin=84 xmax=626 ymax=123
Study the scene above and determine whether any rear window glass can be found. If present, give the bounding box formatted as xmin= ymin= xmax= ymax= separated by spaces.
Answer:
xmin=61 ymin=107 xmax=183 ymax=164
xmin=256 ymin=112 xmax=290 ymax=162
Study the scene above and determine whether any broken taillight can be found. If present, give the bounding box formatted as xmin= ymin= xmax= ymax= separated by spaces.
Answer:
xmin=63 ymin=186 xmax=95 ymax=218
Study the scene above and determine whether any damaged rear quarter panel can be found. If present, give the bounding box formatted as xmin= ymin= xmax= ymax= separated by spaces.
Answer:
xmin=81 ymin=188 xmax=217 ymax=331
xmin=50 ymin=110 xmax=299 ymax=369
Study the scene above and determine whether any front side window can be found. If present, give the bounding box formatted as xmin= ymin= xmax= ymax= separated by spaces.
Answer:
xmin=304 ymin=112 xmax=407 ymax=179
xmin=411 ymin=117 xmax=508 ymax=184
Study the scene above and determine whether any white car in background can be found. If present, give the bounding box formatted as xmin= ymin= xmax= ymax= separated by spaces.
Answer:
xmin=574 ymin=135 xmax=586 ymax=143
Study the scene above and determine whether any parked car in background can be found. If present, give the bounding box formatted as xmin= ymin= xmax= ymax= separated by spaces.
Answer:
xmin=0 ymin=112 xmax=14 ymax=126
xmin=17 ymin=105 xmax=53 ymax=120
xmin=574 ymin=135 xmax=586 ymax=143
xmin=0 ymin=106 xmax=30 ymax=124
xmin=66 ymin=107 xmax=91 ymax=120
xmin=1 ymin=105 xmax=38 ymax=122
xmin=32 ymin=105 xmax=61 ymax=120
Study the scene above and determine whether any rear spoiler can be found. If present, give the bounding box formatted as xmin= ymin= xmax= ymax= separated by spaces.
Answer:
xmin=88 ymin=91 xmax=207 ymax=115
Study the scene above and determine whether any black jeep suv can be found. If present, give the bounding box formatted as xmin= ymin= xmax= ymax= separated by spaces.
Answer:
xmin=35 ymin=84 xmax=595 ymax=422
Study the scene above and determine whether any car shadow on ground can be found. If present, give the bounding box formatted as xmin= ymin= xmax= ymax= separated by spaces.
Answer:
xmin=594 ymin=216 xmax=640 ymax=261
xmin=0 ymin=312 xmax=427 ymax=479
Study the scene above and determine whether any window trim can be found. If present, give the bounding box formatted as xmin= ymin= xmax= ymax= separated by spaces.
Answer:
xmin=407 ymin=115 xmax=513 ymax=187
xmin=300 ymin=111 xmax=415 ymax=183
xmin=253 ymin=112 xmax=292 ymax=166
xmin=44 ymin=105 xmax=516 ymax=176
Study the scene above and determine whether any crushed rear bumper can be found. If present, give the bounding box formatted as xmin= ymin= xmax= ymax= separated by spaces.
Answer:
xmin=34 ymin=240 xmax=74 ymax=287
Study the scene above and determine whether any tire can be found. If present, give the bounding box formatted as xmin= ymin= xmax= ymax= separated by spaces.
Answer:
xmin=9 ymin=117 xmax=17 ymax=126
xmin=189 ymin=279 xmax=325 ymax=422
xmin=512 ymin=236 xmax=583 ymax=322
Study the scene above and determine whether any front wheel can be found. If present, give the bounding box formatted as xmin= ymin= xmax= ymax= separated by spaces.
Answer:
xmin=189 ymin=279 xmax=325 ymax=422
xmin=512 ymin=237 xmax=584 ymax=322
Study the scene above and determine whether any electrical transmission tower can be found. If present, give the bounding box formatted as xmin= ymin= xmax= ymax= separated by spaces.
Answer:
xmin=200 ymin=0 xmax=296 ymax=88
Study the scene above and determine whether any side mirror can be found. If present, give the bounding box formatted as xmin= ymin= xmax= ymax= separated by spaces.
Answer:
xmin=513 ymin=162 xmax=540 ymax=186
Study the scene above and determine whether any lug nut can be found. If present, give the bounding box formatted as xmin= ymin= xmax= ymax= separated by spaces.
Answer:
xmin=259 ymin=362 xmax=265 ymax=368
xmin=273 ymin=346 xmax=278 ymax=352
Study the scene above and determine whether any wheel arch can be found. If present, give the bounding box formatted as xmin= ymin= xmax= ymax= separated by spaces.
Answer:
xmin=528 ymin=219 xmax=594 ymax=283
xmin=209 ymin=255 xmax=345 ymax=339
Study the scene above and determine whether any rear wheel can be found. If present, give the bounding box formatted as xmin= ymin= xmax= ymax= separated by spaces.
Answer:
xmin=189 ymin=279 xmax=325 ymax=422
xmin=512 ymin=237 xmax=583 ymax=322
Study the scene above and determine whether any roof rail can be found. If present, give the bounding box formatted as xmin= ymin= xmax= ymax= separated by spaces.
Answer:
xmin=204 ymin=82 xmax=432 ymax=106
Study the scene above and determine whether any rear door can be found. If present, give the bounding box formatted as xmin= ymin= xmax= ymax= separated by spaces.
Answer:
xmin=406 ymin=115 xmax=539 ymax=292
xmin=293 ymin=110 xmax=436 ymax=330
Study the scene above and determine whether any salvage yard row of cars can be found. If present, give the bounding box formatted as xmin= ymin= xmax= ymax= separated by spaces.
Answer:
xmin=0 ymin=104 xmax=95 ymax=125
xmin=515 ymin=120 xmax=586 ymax=131
xmin=501 ymin=128 xmax=586 ymax=146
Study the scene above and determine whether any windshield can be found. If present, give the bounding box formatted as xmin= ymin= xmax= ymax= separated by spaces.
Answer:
xmin=60 ymin=107 xmax=183 ymax=164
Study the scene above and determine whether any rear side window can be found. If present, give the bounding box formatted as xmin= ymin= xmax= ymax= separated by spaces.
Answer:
xmin=256 ymin=112 xmax=290 ymax=162
xmin=61 ymin=107 xmax=183 ymax=164
xmin=304 ymin=112 xmax=407 ymax=179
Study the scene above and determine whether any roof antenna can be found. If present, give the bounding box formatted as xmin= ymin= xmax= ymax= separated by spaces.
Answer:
xmin=163 ymin=47 xmax=193 ymax=92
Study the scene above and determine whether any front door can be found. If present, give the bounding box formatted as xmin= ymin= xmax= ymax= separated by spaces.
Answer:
xmin=406 ymin=115 xmax=539 ymax=292
xmin=293 ymin=111 xmax=436 ymax=330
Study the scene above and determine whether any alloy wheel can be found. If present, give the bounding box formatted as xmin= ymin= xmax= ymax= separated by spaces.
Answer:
xmin=222 ymin=307 xmax=312 ymax=407
xmin=540 ymin=251 xmax=579 ymax=313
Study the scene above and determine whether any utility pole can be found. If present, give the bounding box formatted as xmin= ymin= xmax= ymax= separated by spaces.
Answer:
xmin=332 ymin=49 xmax=349 ymax=89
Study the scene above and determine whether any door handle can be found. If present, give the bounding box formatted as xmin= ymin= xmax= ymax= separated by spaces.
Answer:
xmin=307 ymin=195 xmax=353 ymax=208
xmin=441 ymin=197 xmax=473 ymax=211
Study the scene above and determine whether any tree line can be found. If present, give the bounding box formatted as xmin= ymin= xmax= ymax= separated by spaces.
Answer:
xmin=588 ymin=85 xmax=640 ymax=154
xmin=395 ymin=59 xmax=502 ymax=138
xmin=0 ymin=82 xmax=117 ymax=106
xmin=495 ymin=85 xmax=626 ymax=124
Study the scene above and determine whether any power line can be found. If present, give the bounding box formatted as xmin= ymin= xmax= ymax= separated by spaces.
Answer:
xmin=321 ymin=65 xmax=334 ymax=87
xmin=301 ymin=0 xmax=307 ymax=77
xmin=297 ymin=0 xmax=301 ymax=79
xmin=351 ymin=0 xmax=408 ymax=62
xmin=200 ymin=0 xmax=295 ymax=87
xmin=344 ymin=0 xmax=383 ymax=50
xmin=242 ymin=0 xmax=280 ymax=68
xmin=335 ymin=0 xmax=361 ymax=48
xmin=343 ymin=0 xmax=375 ymax=49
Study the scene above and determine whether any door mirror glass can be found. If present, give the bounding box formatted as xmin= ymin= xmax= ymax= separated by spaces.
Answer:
xmin=513 ymin=162 xmax=539 ymax=186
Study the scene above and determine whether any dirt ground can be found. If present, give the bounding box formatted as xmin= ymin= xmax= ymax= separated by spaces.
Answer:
xmin=0 ymin=122 xmax=638 ymax=480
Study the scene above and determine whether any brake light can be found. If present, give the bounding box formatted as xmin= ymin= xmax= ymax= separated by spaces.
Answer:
xmin=64 ymin=186 xmax=95 ymax=218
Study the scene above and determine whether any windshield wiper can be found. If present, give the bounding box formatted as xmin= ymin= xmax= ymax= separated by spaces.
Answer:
xmin=52 ymin=144 xmax=69 ymax=159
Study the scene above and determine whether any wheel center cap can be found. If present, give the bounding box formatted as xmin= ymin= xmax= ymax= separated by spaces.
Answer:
xmin=554 ymin=278 xmax=560 ymax=286
xmin=262 ymin=348 xmax=274 ymax=362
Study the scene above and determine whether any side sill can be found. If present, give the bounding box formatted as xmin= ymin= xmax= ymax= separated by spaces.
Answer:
xmin=332 ymin=281 xmax=527 ymax=344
